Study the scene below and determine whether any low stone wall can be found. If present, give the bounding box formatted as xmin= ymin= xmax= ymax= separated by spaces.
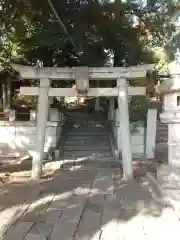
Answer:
xmin=0 ymin=120 xmax=64 ymax=159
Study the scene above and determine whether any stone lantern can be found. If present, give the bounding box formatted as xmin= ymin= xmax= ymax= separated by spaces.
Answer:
xmin=157 ymin=62 xmax=180 ymax=166
xmin=155 ymin=62 xmax=180 ymax=212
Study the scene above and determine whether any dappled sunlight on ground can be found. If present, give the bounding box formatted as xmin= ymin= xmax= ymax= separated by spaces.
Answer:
xmin=0 ymin=160 xmax=179 ymax=239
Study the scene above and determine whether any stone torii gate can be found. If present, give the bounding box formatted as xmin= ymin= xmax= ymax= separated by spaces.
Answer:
xmin=12 ymin=64 xmax=153 ymax=180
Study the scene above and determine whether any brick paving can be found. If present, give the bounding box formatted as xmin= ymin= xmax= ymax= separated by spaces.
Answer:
xmin=0 ymin=161 xmax=180 ymax=240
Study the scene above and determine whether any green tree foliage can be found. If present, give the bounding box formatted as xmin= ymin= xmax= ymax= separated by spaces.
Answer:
xmin=145 ymin=0 xmax=180 ymax=68
xmin=0 ymin=0 xmax=179 ymax=119
xmin=0 ymin=0 xmax=170 ymax=68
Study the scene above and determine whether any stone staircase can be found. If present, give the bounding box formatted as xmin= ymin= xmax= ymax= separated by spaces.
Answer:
xmin=61 ymin=111 xmax=114 ymax=165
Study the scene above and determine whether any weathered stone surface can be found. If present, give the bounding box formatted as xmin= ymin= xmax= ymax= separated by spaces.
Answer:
xmin=0 ymin=205 xmax=28 ymax=238
xmin=2 ymin=146 xmax=180 ymax=240
xmin=20 ymin=194 xmax=54 ymax=222
xmin=100 ymin=201 xmax=119 ymax=240
xmin=38 ymin=208 xmax=63 ymax=223
xmin=74 ymin=208 xmax=102 ymax=240
xmin=25 ymin=222 xmax=53 ymax=239
xmin=93 ymin=172 xmax=114 ymax=195
xmin=24 ymin=234 xmax=45 ymax=240
xmin=4 ymin=222 xmax=33 ymax=240
xmin=50 ymin=203 xmax=85 ymax=240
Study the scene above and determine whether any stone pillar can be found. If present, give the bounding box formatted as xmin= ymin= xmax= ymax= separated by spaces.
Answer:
xmin=108 ymin=98 xmax=114 ymax=121
xmin=2 ymin=84 xmax=6 ymax=111
xmin=7 ymin=77 xmax=11 ymax=109
xmin=116 ymin=108 xmax=121 ymax=150
xmin=9 ymin=110 xmax=16 ymax=121
xmin=146 ymin=108 xmax=157 ymax=159
xmin=31 ymin=78 xmax=50 ymax=180
xmin=49 ymin=108 xmax=60 ymax=121
xmin=117 ymin=78 xmax=133 ymax=179
xmin=95 ymin=80 xmax=100 ymax=111
xmin=95 ymin=98 xmax=100 ymax=111
xmin=112 ymin=102 xmax=116 ymax=140
xmin=30 ymin=110 xmax=36 ymax=121
xmin=158 ymin=73 xmax=180 ymax=166
xmin=49 ymin=97 xmax=53 ymax=104
xmin=156 ymin=62 xmax=180 ymax=213
xmin=108 ymin=99 xmax=111 ymax=120
xmin=160 ymin=100 xmax=180 ymax=166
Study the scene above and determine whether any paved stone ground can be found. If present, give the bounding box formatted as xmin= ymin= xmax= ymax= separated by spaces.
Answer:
xmin=0 ymin=161 xmax=180 ymax=240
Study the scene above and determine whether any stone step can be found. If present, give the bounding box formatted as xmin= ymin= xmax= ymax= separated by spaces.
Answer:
xmin=156 ymin=130 xmax=168 ymax=134
xmin=70 ymin=120 xmax=107 ymax=123
xmin=64 ymin=151 xmax=112 ymax=158
xmin=69 ymin=126 xmax=108 ymax=130
xmin=156 ymin=133 xmax=168 ymax=138
xmin=156 ymin=139 xmax=168 ymax=143
xmin=70 ymin=121 xmax=107 ymax=125
xmin=65 ymin=140 xmax=110 ymax=146
xmin=156 ymin=135 xmax=168 ymax=138
xmin=67 ymin=116 xmax=104 ymax=120
xmin=156 ymin=125 xmax=168 ymax=129
xmin=67 ymin=116 xmax=104 ymax=121
xmin=156 ymin=140 xmax=168 ymax=143
xmin=65 ymin=135 xmax=109 ymax=142
xmin=65 ymin=136 xmax=110 ymax=142
xmin=70 ymin=122 xmax=106 ymax=125
xmin=156 ymin=127 xmax=168 ymax=130
xmin=63 ymin=145 xmax=110 ymax=151
xmin=156 ymin=133 xmax=168 ymax=137
xmin=61 ymin=158 xmax=116 ymax=169
xmin=67 ymin=132 xmax=109 ymax=136
xmin=156 ymin=134 xmax=168 ymax=138
xmin=157 ymin=122 xmax=168 ymax=126
xmin=156 ymin=130 xmax=168 ymax=133
xmin=69 ymin=127 xmax=107 ymax=131
xmin=68 ymin=130 xmax=108 ymax=135
xmin=62 ymin=157 xmax=115 ymax=164
xmin=156 ymin=131 xmax=168 ymax=135
xmin=155 ymin=142 xmax=168 ymax=149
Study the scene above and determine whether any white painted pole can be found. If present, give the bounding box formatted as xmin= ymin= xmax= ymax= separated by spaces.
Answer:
xmin=146 ymin=108 xmax=157 ymax=159
xmin=117 ymin=78 xmax=133 ymax=179
xmin=31 ymin=78 xmax=50 ymax=180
